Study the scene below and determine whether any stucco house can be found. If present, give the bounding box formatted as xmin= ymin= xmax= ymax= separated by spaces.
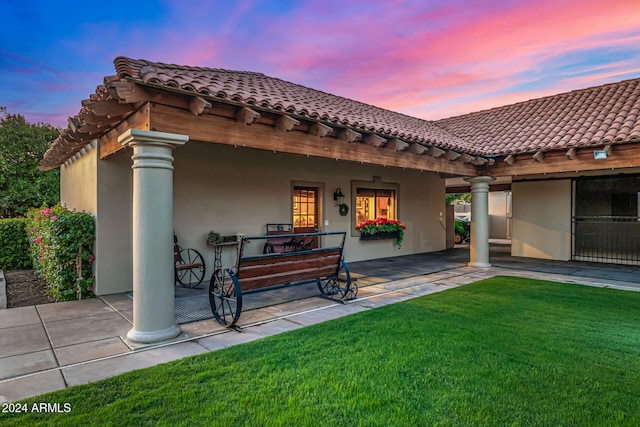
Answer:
xmin=41 ymin=57 xmax=640 ymax=343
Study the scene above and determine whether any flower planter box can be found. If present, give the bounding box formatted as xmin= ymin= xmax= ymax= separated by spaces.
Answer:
xmin=359 ymin=230 xmax=400 ymax=241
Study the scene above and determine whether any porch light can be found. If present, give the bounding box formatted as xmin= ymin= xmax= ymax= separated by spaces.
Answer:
xmin=334 ymin=188 xmax=349 ymax=216
xmin=593 ymin=150 xmax=608 ymax=160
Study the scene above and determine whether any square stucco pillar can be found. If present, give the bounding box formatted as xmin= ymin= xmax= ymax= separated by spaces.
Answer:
xmin=119 ymin=129 xmax=188 ymax=345
xmin=464 ymin=176 xmax=495 ymax=268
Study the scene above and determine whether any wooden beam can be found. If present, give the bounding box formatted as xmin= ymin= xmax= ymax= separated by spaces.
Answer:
xmin=336 ymin=128 xmax=361 ymax=143
xmin=471 ymin=156 xmax=488 ymax=166
xmin=309 ymin=122 xmax=333 ymax=138
xmin=106 ymin=81 xmax=150 ymax=103
xmin=275 ymin=115 xmax=300 ymax=132
xmin=98 ymin=103 xmax=151 ymax=159
xmin=429 ymin=146 xmax=446 ymax=158
xmin=364 ymin=134 xmax=386 ymax=147
xmin=84 ymin=99 xmax=135 ymax=118
xmin=236 ymin=107 xmax=260 ymax=125
xmin=446 ymin=150 xmax=461 ymax=161
xmin=504 ymin=154 xmax=516 ymax=165
xmin=188 ymin=97 xmax=212 ymax=116
xmin=68 ymin=116 xmax=80 ymax=133
xmin=148 ymin=103 xmax=479 ymax=175
xmin=387 ymin=138 xmax=409 ymax=151
xmin=408 ymin=143 xmax=428 ymax=155
xmin=487 ymin=143 xmax=640 ymax=176
xmin=460 ymin=153 xmax=475 ymax=163
xmin=533 ymin=151 xmax=544 ymax=162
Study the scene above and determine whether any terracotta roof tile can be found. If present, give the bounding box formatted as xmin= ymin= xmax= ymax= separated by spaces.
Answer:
xmin=113 ymin=57 xmax=476 ymax=153
xmin=436 ymin=78 xmax=640 ymax=155
xmin=42 ymin=56 xmax=640 ymax=170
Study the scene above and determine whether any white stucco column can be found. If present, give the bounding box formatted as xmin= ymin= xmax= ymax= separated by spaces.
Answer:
xmin=464 ymin=176 xmax=495 ymax=268
xmin=119 ymin=129 xmax=188 ymax=345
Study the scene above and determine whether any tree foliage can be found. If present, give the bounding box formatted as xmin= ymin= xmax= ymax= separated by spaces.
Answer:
xmin=0 ymin=107 xmax=61 ymax=218
xmin=446 ymin=193 xmax=471 ymax=205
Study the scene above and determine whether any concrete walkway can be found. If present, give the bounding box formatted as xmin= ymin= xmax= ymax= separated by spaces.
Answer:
xmin=2 ymin=248 xmax=640 ymax=403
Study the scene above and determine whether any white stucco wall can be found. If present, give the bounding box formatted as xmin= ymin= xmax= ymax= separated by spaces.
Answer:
xmin=60 ymin=141 xmax=134 ymax=295
xmin=62 ymin=140 xmax=448 ymax=294
xmin=511 ymin=180 xmax=571 ymax=260
xmin=488 ymin=191 xmax=511 ymax=239
xmin=172 ymin=141 xmax=447 ymax=274
xmin=94 ymin=153 xmax=133 ymax=295
xmin=60 ymin=142 xmax=98 ymax=213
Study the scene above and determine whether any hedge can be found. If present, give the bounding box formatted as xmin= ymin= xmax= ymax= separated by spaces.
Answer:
xmin=25 ymin=205 xmax=95 ymax=301
xmin=0 ymin=218 xmax=32 ymax=270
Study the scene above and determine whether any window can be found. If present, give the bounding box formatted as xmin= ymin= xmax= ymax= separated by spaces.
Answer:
xmin=355 ymin=188 xmax=396 ymax=225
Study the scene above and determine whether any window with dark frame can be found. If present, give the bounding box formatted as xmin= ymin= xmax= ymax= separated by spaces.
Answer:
xmin=355 ymin=188 xmax=396 ymax=225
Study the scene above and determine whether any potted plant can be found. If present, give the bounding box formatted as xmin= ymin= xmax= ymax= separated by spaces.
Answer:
xmin=207 ymin=230 xmax=223 ymax=246
xmin=356 ymin=218 xmax=406 ymax=248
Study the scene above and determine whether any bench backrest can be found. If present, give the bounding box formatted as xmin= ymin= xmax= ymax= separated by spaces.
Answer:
xmin=237 ymin=248 xmax=342 ymax=291
xmin=235 ymin=231 xmax=346 ymax=292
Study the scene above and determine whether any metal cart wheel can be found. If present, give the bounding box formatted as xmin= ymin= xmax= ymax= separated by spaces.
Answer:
xmin=175 ymin=248 xmax=206 ymax=288
xmin=318 ymin=259 xmax=354 ymax=299
xmin=209 ymin=268 xmax=242 ymax=327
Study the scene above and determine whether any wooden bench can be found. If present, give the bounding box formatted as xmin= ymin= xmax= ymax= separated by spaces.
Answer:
xmin=209 ymin=231 xmax=356 ymax=327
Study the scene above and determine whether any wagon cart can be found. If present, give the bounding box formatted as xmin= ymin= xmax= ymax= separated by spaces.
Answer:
xmin=174 ymin=234 xmax=206 ymax=288
xmin=209 ymin=231 xmax=356 ymax=327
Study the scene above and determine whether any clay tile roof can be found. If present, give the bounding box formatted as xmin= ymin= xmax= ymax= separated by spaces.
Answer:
xmin=114 ymin=57 xmax=476 ymax=153
xmin=436 ymin=78 xmax=640 ymax=155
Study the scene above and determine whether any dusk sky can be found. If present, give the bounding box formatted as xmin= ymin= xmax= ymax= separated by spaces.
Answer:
xmin=2 ymin=0 xmax=640 ymax=128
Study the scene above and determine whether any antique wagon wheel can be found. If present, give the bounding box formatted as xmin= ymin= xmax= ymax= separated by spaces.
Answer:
xmin=175 ymin=248 xmax=206 ymax=288
xmin=209 ymin=268 xmax=242 ymax=327
xmin=318 ymin=259 xmax=355 ymax=299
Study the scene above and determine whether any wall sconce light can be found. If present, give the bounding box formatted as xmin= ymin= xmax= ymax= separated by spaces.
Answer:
xmin=334 ymin=188 xmax=349 ymax=216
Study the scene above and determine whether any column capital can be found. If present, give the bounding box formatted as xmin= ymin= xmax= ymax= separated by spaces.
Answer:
xmin=463 ymin=176 xmax=496 ymax=185
xmin=118 ymin=129 xmax=189 ymax=148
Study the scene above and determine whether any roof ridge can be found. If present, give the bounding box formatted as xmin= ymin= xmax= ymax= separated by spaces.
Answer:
xmin=113 ymin=56 xmax=266 ymax=78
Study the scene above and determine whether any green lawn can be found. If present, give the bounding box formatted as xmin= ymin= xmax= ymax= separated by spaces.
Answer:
xmin=4 ymin=276 xmax=640 ymax=426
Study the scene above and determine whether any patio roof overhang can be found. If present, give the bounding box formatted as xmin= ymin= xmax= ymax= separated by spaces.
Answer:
xmin=41 ymin=57 xmax=640 ymax=180
xmin=50 ymin=80 xmax=484 ymax=176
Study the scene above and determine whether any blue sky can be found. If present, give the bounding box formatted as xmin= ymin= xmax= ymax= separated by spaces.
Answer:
xmin=2 ymin=0 xmax=639 ymax=127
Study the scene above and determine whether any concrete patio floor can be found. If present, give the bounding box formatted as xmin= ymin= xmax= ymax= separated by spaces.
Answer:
xmin=2 ymin=244 xmax=639 ymax=403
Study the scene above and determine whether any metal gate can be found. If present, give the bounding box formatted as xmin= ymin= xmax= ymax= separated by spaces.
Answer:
xmin=572 ymin=216 xmax=640 ymax=265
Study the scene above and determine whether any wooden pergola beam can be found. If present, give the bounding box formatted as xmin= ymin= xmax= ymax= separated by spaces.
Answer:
xmin=275 ymin=115 xmax=300 ymax=132
xmin=336 ymin=128 xmax=361 ymax=143
xmin=145 ymin=103 xmax=479 ymax=175
xmin=487 ymin=143 xmax=640 ymax=175
xmin=363 ymin=134 xmax=386 ymax=147
xmin=309 ymin=122 xmax=333 ymax=138
xmin=236 ymin=107 xmax=260 ymax=125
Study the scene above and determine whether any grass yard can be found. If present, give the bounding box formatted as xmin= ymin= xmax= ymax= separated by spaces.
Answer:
xmin=4 ymin=276 xmax=640 ymax=426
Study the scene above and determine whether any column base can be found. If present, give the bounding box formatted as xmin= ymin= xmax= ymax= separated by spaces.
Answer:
xmin=467 ymin=261 xmax=492 ymax=268
xmin=126 ymin=324 xmax=181 ymax=345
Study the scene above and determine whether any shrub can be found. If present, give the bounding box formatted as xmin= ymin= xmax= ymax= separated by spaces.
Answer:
xmin=0 ymin=218 xmax=32 ymax=270
xmin=25 ymin=205 xmax=95 ymax=301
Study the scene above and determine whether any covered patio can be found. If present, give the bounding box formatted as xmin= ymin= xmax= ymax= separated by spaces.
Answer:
xmin=3 ymin=247 xmax=640 ymax=403
xmin=170 ymin=243 xmax=640 ymax=325
xmin=40 ymin=57 xmax=640 ymax=345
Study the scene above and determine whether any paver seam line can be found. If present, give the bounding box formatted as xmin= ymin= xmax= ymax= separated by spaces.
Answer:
xmin=5 ymin=267 xmax=635 ymax=388
xmin=99 ymin=296 xmax=133 ymax=326
xmin=0 ymin=269 xmax=467 ymax=384
xmin=34 ymin=304 xmax=67 ymax=388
